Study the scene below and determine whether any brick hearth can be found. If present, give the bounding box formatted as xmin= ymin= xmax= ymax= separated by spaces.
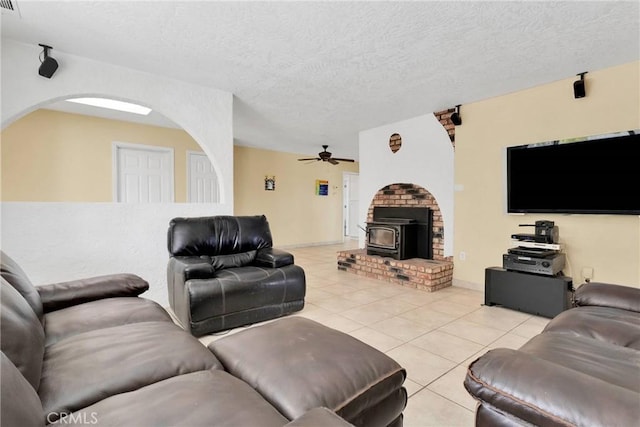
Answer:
xmin=337 ymin=249 xmax=454 ymax=292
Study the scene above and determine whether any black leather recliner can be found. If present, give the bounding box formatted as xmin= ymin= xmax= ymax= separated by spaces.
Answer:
xmin=167 ymin=215 xmax=306 ymax=336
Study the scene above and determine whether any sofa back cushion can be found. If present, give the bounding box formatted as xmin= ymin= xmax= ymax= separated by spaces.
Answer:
xmin=575 ymin=282 xmax=640 ymax=313
xmin=1 ymin=278 xmax=45 ymax=390
xmin=168 ymin=215 xmax=273 ymax=257
xmin=1 ymin=352 xmax=44 ymax=427
xmin=1 ymin=251 xmax=44 ymax=323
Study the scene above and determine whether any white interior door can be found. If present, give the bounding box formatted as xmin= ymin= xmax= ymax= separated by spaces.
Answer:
xmin=188 ymin=151 xmax=219 ymax=203
xmin=113 ymin=143 xmax=174 ymax=203
xmin=343 ymin=172 xmax=360 ymax=238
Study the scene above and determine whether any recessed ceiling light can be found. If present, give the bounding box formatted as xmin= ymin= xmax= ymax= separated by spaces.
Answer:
xmin=66 ymin=98 xmax=152 ymax=115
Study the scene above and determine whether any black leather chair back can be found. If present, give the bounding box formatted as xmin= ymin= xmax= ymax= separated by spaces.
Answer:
xmin=168 ymin=215 xmax=273 ymax=257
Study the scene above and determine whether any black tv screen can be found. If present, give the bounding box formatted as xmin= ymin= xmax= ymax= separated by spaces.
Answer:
xmin=507 ymin=130 xmax=640 ymax=215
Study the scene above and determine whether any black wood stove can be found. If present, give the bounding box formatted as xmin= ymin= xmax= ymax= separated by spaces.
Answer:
xmin=366 ymin=207 xmax=433 ymax=260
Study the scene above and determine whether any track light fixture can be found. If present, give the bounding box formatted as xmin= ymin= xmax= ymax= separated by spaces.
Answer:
xmin=450 ymin=104 xmax=462 ymax=126
xmin=573 ymin=72 xmax=587 ymax=99
xmin=38 ymin=44 xmax=58 ymax=79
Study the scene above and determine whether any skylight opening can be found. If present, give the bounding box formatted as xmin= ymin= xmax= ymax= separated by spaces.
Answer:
xmin=66 ymin=98 xmax=152 ymax=115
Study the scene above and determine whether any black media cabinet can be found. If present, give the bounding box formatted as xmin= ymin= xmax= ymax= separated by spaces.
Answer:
xmin=484 ymin=267 xmax=573 ymax=318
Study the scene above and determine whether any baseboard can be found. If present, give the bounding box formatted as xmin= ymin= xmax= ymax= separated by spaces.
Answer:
xmin=452 ymin=278 xmax=484 ymax=292
xmin=280 ymin=240 xmax=345 ymax=249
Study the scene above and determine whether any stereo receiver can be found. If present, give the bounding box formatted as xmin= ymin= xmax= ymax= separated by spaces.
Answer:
xmin=502 ymin=253 xmax=565 ymax=276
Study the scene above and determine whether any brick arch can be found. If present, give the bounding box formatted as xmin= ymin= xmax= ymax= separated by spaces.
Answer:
xmin=435 ymin=108 xmax=456 ymax=148
xmin=367 ymin=183 xmax=448 ymax=261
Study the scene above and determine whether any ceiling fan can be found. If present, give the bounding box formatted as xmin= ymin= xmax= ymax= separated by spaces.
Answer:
xmin=298 ymin=145 xmax=355 ymax=165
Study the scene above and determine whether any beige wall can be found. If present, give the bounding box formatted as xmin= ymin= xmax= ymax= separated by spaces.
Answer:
xmin=1 ymin=109 xmax=202 ymax=202
xmin=454 ymin=61 xmax=640 ymax=288
xmin=234 ymin=145 xmax=359 ymax=247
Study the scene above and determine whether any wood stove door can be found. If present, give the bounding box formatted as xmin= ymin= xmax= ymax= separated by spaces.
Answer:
xmin=367 ymin=226 xmax=398 ymax=250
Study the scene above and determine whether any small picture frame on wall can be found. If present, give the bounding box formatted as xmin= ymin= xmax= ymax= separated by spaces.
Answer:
xmin=265 ymin=176 xmax=275 ymax=191
xmin=315 ymin=179 xmax=328 ymax=196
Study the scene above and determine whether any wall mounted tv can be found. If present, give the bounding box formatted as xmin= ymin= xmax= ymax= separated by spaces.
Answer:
xmin=506 ymin=129 xmax=640 ymax=215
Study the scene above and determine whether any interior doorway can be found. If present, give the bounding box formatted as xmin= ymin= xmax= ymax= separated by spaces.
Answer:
xmin=342 ymin=172 xmax=360 ymax=238
xmin=187 ymin=151 xmax=219 ymax=203
xmin=112 ymin=142 xmax=174 ymax=203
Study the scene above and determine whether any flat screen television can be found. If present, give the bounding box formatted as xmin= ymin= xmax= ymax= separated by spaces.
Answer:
xmin=506 ymin=130 xmax=640 ymax=215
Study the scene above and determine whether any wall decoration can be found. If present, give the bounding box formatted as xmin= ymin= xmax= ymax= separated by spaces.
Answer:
xmin=315 ymin=179 xmax=329 ymax=196
xmin=265 ymin=176 xmax=276 ymax=191
xmin=389 ymin=133 xmax=402 ymax=153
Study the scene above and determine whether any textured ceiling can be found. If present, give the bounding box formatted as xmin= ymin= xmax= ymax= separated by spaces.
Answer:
xmin=2 ymin=1 xmax=639 ymax=160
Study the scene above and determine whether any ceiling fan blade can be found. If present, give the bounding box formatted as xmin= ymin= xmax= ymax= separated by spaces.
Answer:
xmin=298 ymin=145 xmax=354 ymax=165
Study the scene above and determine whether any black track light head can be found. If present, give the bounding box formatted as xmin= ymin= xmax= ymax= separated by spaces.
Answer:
xmin=450 ymin=104 xmax=462 ymax=126
xmin=573 ymin=72 xmax=587 ymax=99
xmin=38 ymin=44 xmax=58 ymax=79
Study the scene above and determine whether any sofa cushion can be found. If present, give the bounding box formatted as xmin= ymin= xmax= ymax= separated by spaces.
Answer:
xmin=1 ymin=250 xmax=44 ymax=322
xmin=575 ymin=282 xmax=640 ymax=313
xmin=1 ymin=352 xmax=45 ymax=427
xmin=285 ymin=408 xmax=355 ymax=427
xmin=43 ymin=297 xmax=173 ymax=346
xmin=465 ymin=345 xmax=640 ymax=426
xmin=209 ymin=317 xmax=406 ymax=423
xmin=188 ymin=264 xmax=306 ymax=322
xmin=474 ymin=404 xmax=524 ymax=427
xmin=39 ymin=321 xmax=223 ymax=421
xmin=168 ymin=215 xmax=272 ymax=256
xmin=173 ymin=253 xmax=259 ymax=278
xmin=346 ymin=388 xmax=407 ymax=427
xmin=37 ymin=274 xmax=149 ymax=313
xmin=211 ymin=251 xmax=257 ymax=270
xmin=543 ymin=305 xmax=640 ymax=349
xmin=519 ymin=332 xmax=640 ymax=392
xmin=47 ymin=370 xmax=288 ymax=427
xmin=0 ymin=278 xmax=45 ymax=390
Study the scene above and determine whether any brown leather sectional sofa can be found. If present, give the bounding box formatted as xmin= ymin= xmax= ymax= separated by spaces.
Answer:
xmin=465 ymin=281 xmax=640 ymax=426
xmin=1 ymin=251 xmax=406 ymax=426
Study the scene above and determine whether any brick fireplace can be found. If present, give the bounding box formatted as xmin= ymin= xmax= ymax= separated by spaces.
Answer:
xmin=338 ymin=182 xmax=454 ymax=292
xmin=342 ymin=108 xmax=457 ymax=291
xmin=367 ymin=183 xmax=450 ymax=261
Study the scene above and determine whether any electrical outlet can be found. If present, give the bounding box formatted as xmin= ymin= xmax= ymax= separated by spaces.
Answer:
xmin=581 ymin=267 xmax=594 ymax=282
xmin=459 ymin=251 xmax=466 ymax=261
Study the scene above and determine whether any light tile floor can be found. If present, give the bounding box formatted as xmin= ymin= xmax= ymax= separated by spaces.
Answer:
xmin=197 ymin=240 xmax=550 ymax=427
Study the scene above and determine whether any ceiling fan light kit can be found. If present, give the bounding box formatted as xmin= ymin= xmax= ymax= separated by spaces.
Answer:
xmin=298 ymin=145 xmax=355 ymax=165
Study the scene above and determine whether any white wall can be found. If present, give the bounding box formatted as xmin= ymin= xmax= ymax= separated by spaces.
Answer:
xmin=1 ymin=40 xmax=233 ymax=203
xmin=358 ymin=113 xmax=454 ymax=256
xmin=1 ymin=40 xmax=234 ymax=307
xmin=1 ymin=203 xmax=229 ymax=305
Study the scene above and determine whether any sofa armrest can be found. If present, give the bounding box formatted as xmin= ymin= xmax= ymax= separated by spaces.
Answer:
xmin=285 ymin=408 xmax=354 ymax=426
xmin=37 ymin=274 xmax=149 ymax=312
xmin=168 ymin=257 xmax=217 ymax=280
xmin=575 ymin=282 xmax=640 ymax=313
xmin=465 ymin=348 xmax=640 ymax=426
xmin=255 ymin=248 xmax=294 ymax=268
